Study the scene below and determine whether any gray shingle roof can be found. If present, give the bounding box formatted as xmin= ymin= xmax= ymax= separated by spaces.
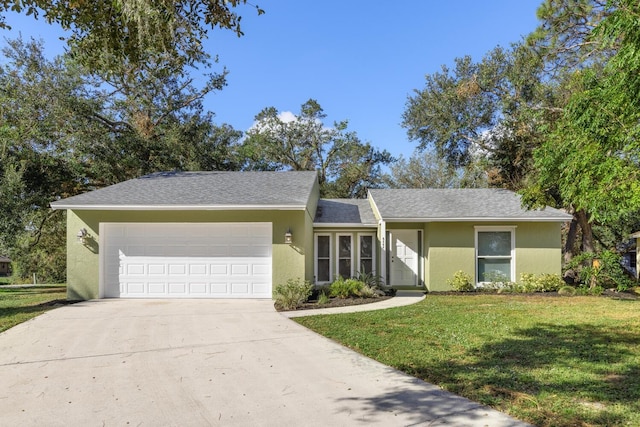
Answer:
xmin=51 ymin=171 xmax=318 ymax=210
xmin=314 ymin=199 xmax=377 ymax=226
xmin=0 ymin=255 xmax=10 ymax=263
xmin=368 ymin=188 xmax=572 ymax=221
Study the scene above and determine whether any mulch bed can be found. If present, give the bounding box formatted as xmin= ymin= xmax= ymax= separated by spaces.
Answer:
xmin=277 ymin=295 xmax=392 ymax=312
xmin=428 ymin=289 xmax=639 ymax=300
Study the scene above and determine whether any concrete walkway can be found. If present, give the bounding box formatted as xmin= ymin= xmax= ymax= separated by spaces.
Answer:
xmin=282 ymin=290 xmax=427 ymax=318
xmin=0 ymin=298 xmax=531 ymax=426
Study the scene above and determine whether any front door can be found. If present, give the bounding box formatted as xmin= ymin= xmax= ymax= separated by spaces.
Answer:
xmin=390 ymin=230 xmax=419 ymax=287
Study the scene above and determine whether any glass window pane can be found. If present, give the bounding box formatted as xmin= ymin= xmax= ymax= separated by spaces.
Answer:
xmin=317 ymin=236 xmax=330 ymax=257
xmin=338 ymin=259 xmax=351 ymax=278
xmin=360 ymin=259 xmax=373 ymax=275
xmin=478 ymin=232 xmax=511 ymax=256
xmin=360 ymin=235 xmax=373 ymax=258
xmin=317 ymin=259 xmax=330 ymax=282
xmin=478 ymin=258 xmax=511 ymax=282
xmin=339 ymin=236 xmax=351 ymax=258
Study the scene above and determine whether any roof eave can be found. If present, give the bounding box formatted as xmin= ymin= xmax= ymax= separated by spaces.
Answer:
xmin=313 ymin=223 xmax=378 ymax=228
xmin=50 ymin=204 xmax=308 ymax=211
xmin=380 ymin=216 xmax=573 ymax=223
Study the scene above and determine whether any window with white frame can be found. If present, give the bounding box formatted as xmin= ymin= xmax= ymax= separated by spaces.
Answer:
xmin=337 ymin=234 xmax=353 ymax=278
xmin=475 ymin=227 xmax=515 ymax=283
xmin=315 ymin=234 xmax=332 ymax=283
xmin=358 ymin=234 xmax=375 ymax=275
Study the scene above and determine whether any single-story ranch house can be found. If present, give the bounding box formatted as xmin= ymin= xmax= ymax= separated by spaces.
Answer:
xmin=51 ymin=171 xmax=572 ymax=300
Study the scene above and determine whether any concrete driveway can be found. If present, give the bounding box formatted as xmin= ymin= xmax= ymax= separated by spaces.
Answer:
xmin=0 ymin=299 xmax=529 ymax=426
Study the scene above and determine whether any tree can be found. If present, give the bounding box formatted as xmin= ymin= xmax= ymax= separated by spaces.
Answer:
xmin=0 ymin=1 xmax=264 ymax=74
xmin=385 ymin=150 xmax=487 ymax=189
xmin=241 ymin=99 xmax=394 ymax=198
xmin=522 ymin=0 xmax=640 ymax=260
xmin=0 ymin=38 xmax=243 ymax=281
xmin=402 ymin=44 xmax=557 ymax=191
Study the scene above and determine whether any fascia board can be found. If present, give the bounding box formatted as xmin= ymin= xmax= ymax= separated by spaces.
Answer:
xmin=380 ymin=217 xmax=573 ymax=223
xmin=50 ymin=204 xmax=307 ymax=211
xmin=313 ymin=223 xmax=378 ymax=228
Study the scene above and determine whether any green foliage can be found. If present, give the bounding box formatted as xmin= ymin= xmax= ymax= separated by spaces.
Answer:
xmin=518 ymin=273 xmax=565 ymax=293
xmin=558 ymin=285 xmax=577 ymax=296
xmin=446 ymin=270 xmax=474 ymax=292
xmin=241 ymin=99 xmax=394 ymax=198
xmin=402 ymin=44 xmax=548 ymax=190
xmin=0 ymin=1 xmax=264 ymax=76
xmin=386 ymin=150 xmax=488 ymax=189
xmin=0 ymin=38 xmax=244 ymax=281
xmin=567 ymin=250 xmax=633 ymax=290
xmin=273 ymin=278 xmax=313 ymax=310
xmin=317 ymin=290 xmax=331 ymax=305
xmin=353 ymin=271 xmax=385 ymax=291
xmin=329 ymin=277 xmax=375 ymax=299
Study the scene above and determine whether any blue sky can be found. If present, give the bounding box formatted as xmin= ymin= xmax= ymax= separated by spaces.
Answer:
xmin=2 ymin=1 xmax=542 ymax=160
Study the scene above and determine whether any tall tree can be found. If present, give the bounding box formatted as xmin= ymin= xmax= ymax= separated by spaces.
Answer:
xmin=402 ymin=43 xmax=557 ymax=191
xmin=385 ymin=150 xmax=488 ymax=189
xmin=522 ymin=0 xmax=640 ymax=259
xmin=0 ymin=38 xmax=243 ymax=280
xmin=241 ymin=99 xmax=394 ymax=198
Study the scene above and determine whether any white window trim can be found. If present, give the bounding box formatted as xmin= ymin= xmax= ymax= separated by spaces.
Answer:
xmin=314 ymin=233 xmax=332 ymax=284
xmin=474 ymin=226 xmax=516 ymax=284
xmin=336 ymin=233 xmax=354 ymax=279
xmin=357 ymin=232 xmax=376 ymax=276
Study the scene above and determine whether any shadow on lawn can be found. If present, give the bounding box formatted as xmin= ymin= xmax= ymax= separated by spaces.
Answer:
xmin=398 ymin=323 xmax=640 ymax=426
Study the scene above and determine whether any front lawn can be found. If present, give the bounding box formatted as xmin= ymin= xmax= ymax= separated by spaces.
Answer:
xmin=295 ymin=294 xmax=640 ymax=427
xmin=0 ymin=286 xmax=68 ymax=333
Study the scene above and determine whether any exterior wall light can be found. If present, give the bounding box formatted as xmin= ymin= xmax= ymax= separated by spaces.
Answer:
xmin=284 ymin=229 xmax=293 ymax=244
xmin=77 ymin=228 xmax=88 ymax=244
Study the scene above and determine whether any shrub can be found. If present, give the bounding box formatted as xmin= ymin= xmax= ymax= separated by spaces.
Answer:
xmin=518 ymin=273 xmax=564 ymax=293
xmin=447 ymin=270 xmax=474 ymax=292
xmin=482 ymin=271 xmax=512 ymax=291
xmin=357 ymin=284 xmax=378 ymax=298
xmin=274 ymin=278 xmax=313 ymax=310
xmin=329 ymin=277 xmax=369 ymax=298
xmin=567 ymin=250 xmax=632 ymax=290
xmin=317 ymin=290 xmax=331 ymax=305
xmin=558 ymin=285 xmax=577 ymax=296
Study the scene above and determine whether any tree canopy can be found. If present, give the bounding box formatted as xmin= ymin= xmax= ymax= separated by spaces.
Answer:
xmin=241 ymin=99 xmax=394 ymax=198
xmin=0 ymin=1 xmax=264 ymax=74
xmin=404 ymin=0 xmax=640 ymax=262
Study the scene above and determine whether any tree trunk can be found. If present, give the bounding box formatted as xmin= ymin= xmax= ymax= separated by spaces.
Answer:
xmin=563 ymin=215 xmax=579 ymax=264
xmin=576 ymin=209 xmax=595 ymax=253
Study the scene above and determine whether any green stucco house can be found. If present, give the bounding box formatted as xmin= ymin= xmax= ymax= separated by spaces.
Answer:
xmin=51 ymin=171 xmax=572 ymax=300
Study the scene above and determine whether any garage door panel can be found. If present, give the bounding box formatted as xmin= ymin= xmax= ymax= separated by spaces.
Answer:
xmin=148 ymin=283 xmax=166 ymax=294
xmin=104 ymin=223 xmax=272 ymax=298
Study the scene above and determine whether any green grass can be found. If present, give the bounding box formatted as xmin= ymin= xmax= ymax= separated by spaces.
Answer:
xmin=295 ymin=294 xmax=640 ymax=427
xmin=0 ymin=286 xmax=68 ymax=333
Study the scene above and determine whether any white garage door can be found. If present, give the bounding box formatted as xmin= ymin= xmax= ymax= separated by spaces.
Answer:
xmin=101 ymin=223 xmax=272 ymax=298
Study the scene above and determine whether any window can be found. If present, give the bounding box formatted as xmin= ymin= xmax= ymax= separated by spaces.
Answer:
xmin=315 ymin=234 xmax=331 ymax=283
xmin=337 ymin=234 xmax=353 ymax=278
xmin=358 ymin=234 xmax=375 ymax=275
xmin=476 ymin=227 xmax=515 ymax=283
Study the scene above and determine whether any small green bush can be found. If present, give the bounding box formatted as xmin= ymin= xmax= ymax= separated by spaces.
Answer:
xmin=317 ymin=290 xmax=331 ymax=305
xmin=558 ymin=285 xmax=577 ymax=296
xmin=447 ymin=270 xmax=474 ymax=292
xmin=518 ymin=273 xmax=564 ymax=293
xmin=274 ymin=278 xmax=313 ymax=310
xmin=329 ymin=277 xmax=368 ymax=298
